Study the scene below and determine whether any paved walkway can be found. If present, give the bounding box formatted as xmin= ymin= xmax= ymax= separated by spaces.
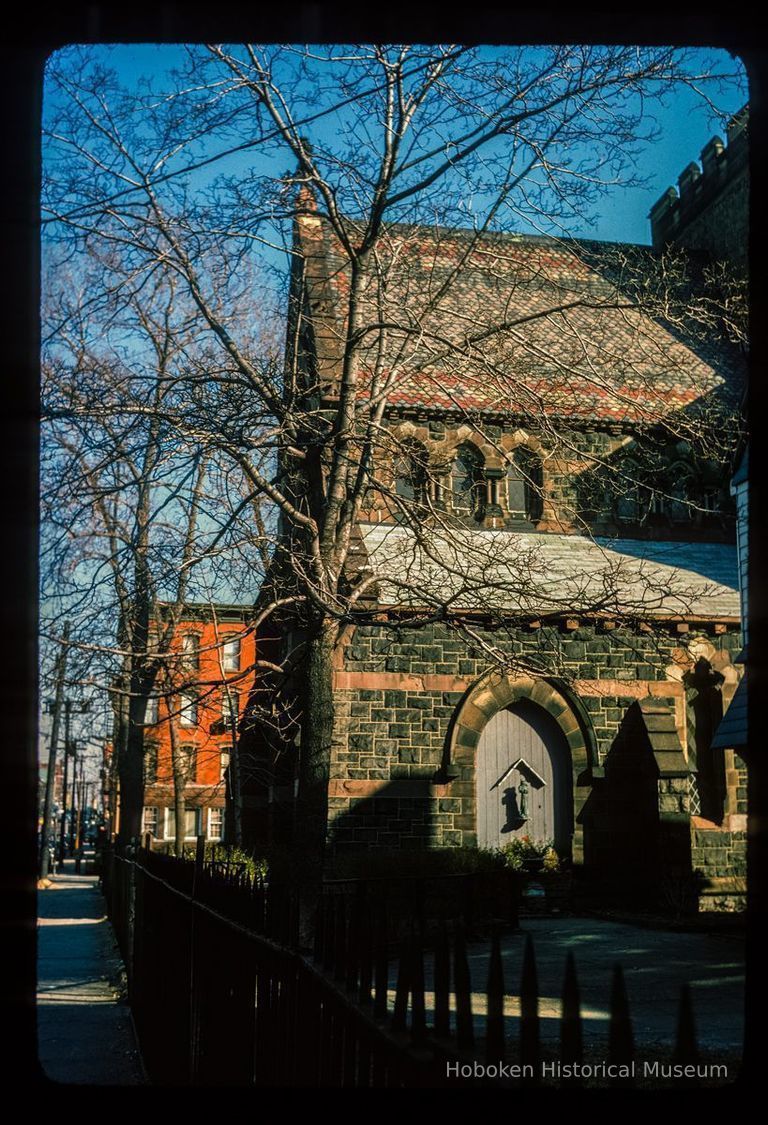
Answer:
xmin=474 ymin=917 xmax=744 ymax=1053
xmin=37 ymin=857 xmax=145 ymax=1085
xmin=388 ymin=916 xmax=744 ymax=1059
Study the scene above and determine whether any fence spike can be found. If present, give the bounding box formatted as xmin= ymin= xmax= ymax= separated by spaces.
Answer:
xmin=454 ymin=925 xmax=474 ymax=1051
xmin=324 ymin=894 xmax=336 ymax=974
xmin=392 ymin=933 xmax=411 ymax=1033
xmin=486 ymin=924 xmax=505 ymax=1063
xmin=410 ymin=922 xmax=427 ymax=1045
xmin=520 ymin=934 xmax=540 ymax=1082
xmin=313 ymin=895 xmax=325 ymax=963
xmin=433 ymin=920 xmax=451 ymax=1039
xmin=345 ymin=893 xmax=360 ymax=993
xmin=608 ymin=963 xmax=635 ymax=1085
xmin=358 ymin=896 xmax=373 ymax=1006
xmin=673 ymin=983 xmax=700 ymax=1071
xmin=334 ymin=897 xmax=347 ymax=982
xmin=560 ymin=951 xmax=583 ymax=1084
xmin=373 ymin=900 xmax=389 ymax=1020
xmin=255 ymin=875 xmax=265 ymax=935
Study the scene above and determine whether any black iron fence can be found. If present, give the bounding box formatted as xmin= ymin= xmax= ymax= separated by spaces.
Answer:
xmin=102 ymin=839 xmax=708 ymax=1087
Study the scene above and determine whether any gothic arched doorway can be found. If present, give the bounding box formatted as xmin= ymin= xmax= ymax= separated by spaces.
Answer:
xmin=475 ymin=700 xmax=574 ymax=853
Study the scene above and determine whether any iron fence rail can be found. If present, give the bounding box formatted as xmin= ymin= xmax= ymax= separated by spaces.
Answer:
xmin=102 ymin=840 xmax=708 ymax=1087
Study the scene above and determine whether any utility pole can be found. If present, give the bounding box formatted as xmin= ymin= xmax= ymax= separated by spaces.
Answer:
xmin=71 ymin=740 xmax=84 ymax=854
xmin=56 ymin=704 xmax=90 ymax=869
xmin=39 ymin=624 xmax=69 ymax=880
xmin=58 ymin=705 xmax=73 ymax=868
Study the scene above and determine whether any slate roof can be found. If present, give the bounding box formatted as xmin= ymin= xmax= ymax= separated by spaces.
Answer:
xmin=297 ymin=214 xmax=744 ymax=426
xmin=359 ymin=522 xmax=739 ymax=618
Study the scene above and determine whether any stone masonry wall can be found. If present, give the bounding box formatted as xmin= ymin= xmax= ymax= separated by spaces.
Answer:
xmin=691 ymin=825 xmax=747 ymax=911
xmin=326 ymin=620 xmax=741 ymax=855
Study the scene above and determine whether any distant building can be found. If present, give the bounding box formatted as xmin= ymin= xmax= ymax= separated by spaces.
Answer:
xmin=141 ymin=606 xmax=255 ymax=846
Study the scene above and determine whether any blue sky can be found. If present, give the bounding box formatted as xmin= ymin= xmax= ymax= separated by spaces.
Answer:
xmin=43 ymin=43 xmax=749 ymax=247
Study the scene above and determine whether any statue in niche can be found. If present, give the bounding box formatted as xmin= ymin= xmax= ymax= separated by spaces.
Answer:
xmin=501 ymin=779 xmax=529 ymax=832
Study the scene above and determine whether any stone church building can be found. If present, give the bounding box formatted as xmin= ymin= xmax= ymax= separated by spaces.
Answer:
xmin=248 ymin=111 xmax=748 ymax=912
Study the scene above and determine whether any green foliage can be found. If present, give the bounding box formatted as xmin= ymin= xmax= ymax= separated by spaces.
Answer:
xmin=204 ymin=842 xmax=268 ymax=881
xmin=499 ymin=836 xmax=560 ymax=872
xmin=542 ymin=846 xmax=561 ymax=873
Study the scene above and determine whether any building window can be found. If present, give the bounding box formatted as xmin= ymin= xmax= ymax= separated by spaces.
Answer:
xmin=507 ymin=448 xmax=543 ymax=521
xmin=166 ymin=807 xmax=201 ymax=840
xmin=182 ymin=632 xmax=200 ymax=670
xmin=394 ymin=440 xmax=429 ymax=507
xmin=220 ymin=749 xmax=230 ymax=781
xmin=178 ymin=743 xmax=197 ymax=782
xmin=142 ymin=807 xmax=158 ymax=837
xmin=144 ymin=695 xmax=159 ymax=725
xmin=668 ymin=470 xmax=692 ymax=523
xmin=452 ymin=444 xmax=486 ymax=521
xmin=179 ymin=693 xmax=197 ymax=727
xmin=209 ymin=808 xmax=224 ymax=840
xmin=221 ymin=688 xmax=240 ymax=730
xmin=695 ymin=486 xmax=721 ymax=517
xmin=428 ymin=472 xmax=447 ymax=507
xmin=143 ymin=742 xmax=158 ymax=785
xmin=649 ymin=490 xmax=666 ymax=517
xmin=222 ymin=636 xmax=241 ymax=673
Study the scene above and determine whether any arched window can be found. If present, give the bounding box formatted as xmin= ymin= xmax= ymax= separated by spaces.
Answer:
xmin=393 ymin=440 xmax=428 ymax=507
xmin=668 ymin=464 xmax=693 ymax=523
xmin=452 ymin=444 xmax=486 ymax=520
xmin=507 ymin=448 xmax=543 ymax=522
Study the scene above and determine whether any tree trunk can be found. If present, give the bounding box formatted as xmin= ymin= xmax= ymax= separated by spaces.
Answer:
xmin=228 ymin=721 xmax=243 ymax=848
xmin=168 ymin=714 xmax=187 ymax=856
xmin=108 ymin=706 xmax=123 ymax=839
xmin=291 ymin=619 xmax=338 ymax=941
xmin=118 ymin=687 xmax=146 ymax=845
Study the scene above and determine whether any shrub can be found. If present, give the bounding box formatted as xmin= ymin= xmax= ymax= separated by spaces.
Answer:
xmin=205 ymin=842 xmax=268 ymax=881
xmin=542 ymin=846 xmax=561 ymax=874
xmin=499 ymin=836 xmax=559 ymax=872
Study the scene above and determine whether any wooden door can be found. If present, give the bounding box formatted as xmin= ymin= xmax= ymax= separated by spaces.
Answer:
xmin=475 ymin=700 xmax=573 ymax=852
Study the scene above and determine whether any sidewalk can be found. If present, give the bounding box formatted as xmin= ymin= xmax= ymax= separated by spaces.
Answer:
xmin=37 ymin=855 xmax=145 ymax=1085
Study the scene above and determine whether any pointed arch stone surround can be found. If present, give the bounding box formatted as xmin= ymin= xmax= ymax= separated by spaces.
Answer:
xmin=445 ymin=671 xmax=597 ymax=864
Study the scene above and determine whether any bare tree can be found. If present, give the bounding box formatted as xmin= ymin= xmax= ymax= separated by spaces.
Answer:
xmin=42 ymin=44 xmax=747 ymax=869
xmin=41 ymin=252 xmax=275 ymax=841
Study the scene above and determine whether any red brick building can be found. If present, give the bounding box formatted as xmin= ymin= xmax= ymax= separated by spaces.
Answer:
xmin=141 ymin=605 xmax=255 ymax=845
